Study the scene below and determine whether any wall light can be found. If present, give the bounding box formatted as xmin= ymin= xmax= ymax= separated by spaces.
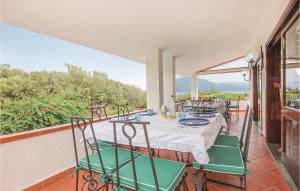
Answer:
xmin=242 ymin=46 xmax=264 ymax=81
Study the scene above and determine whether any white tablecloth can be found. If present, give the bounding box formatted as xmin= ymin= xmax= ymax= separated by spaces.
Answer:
xmin=85 ymin=113 xmax=227 ymax=165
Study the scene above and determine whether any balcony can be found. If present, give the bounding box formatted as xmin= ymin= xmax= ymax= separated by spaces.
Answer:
xmin=34 ymin=114 xmax=293 ymax=190
xmin=1 ymin=0 xmax=299 ymax=191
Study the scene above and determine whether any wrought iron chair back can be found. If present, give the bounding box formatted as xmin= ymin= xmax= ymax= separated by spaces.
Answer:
xmin=116 ymin=104 xmax=129 ymax=116
xmin=216 ymin=101 xmax=230 ymax=125
xmin=68 ymin=116 xmax=108 ymax=190
xmin=227 ymin=98 xmax=232 ymax=106
xmin=191 ymin=99 xmax=201 ymax=111
xmin=224 ymin=99 xmax=231 ymax=123
xmin=110 ymin=120 xmax=159 ymax=191
xmin=239 ymin=105 xmax=249 ymax=149
xmin=90 ymin=105 xmax=108 ymax=121
xmin=242 ymin=108 xmax=253 ymax=167
xmin=191 ymin=99 xmax=198 ymax=104
xmin=176 ymin=102 xmax=185 ymax=112
xmin=236 ymin=98 xmax=240 ymax=106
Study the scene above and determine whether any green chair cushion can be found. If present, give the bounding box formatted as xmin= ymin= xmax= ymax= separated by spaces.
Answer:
xmin=193 ymin=145 xmax=245 ymax=175
xmin=214 ymin=135 xmax=239 ymax=147
xmin=92 ymin=139 xmax=113 ymax=149
xmin=79 ymin=147 xmax=140 ymax=175
xmin=113 ymin=156 xmax=186 ymax=191
xmin=228 ymin=105 xmax=239 ymax=109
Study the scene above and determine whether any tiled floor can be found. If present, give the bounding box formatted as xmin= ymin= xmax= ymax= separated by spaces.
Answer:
xmin=41 ymin=113 xmax=292 ymax=191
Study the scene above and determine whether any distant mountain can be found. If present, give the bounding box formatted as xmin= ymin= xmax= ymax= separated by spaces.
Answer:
xmin=176 ymin=77 xmax=249 ymax=93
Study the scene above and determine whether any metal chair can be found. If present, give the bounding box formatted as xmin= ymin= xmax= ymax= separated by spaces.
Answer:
xmin=116 ymin=104 xmax=129 ymax=116
xmin=110 ymin=120 xmax=189 ymax=191
xmin=193 ymin=108 xmax=253 ymax=191
xmin=176 ymin=102 xmax=185 ymax=112
xmin=90 ymin=105 xmax=108 ymax=122
xmin=69 ymin=116 xmax=140 ymax=191
xmin=69 ymin=116 xmax=110 ymax=191
xmin=183 ymin=99 xmax=201 ymax=112
xmin=88 ymin=104 xmax=114 ymax=151
xmin=228 ymin=98 xmax=240 ymax=119
xmin=214 ymin=105 xmax=249 ymax=148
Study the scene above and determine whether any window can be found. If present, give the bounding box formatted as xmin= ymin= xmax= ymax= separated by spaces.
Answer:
xmin=283 ymin=17 xmax=300 ymax=110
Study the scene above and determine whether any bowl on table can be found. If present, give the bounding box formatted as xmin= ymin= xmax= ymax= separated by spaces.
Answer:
xmin=141 ymin=109 xmax=156 ymax=116
xmin=192 ymin=112 xmax=216 ymax=118
xmin=178 ymin=118 xmax=210 ymax=127
xmin=112 ymin=115 xmax=135 ymax=121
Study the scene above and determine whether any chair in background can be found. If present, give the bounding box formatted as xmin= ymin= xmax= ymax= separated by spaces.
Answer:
xmin=214 ymin=105 xmax=249 ymax=148
xmin=89 ymin=104 xmax=113 ymax=151
xmin=90 ymin=104 xmax=108 ymax=121
xmin=176 ymin=101 xmax=185 ymax=112
xmin=191 ymin=99 xmax=201 ymax=112
xmin=116 ymin=104 xmax=129 ymax=116
xmin=193 ymin=108 xmax=253 ymax=191
xmin=216 ymin=101 xmax=231 ymax=134
xmin=69 ymin=116 xmax=140 ymax=191
xmin=228 ymin=98 xmax=240 ymax=120
xmin=110 ymin=120 xmax=189 ymax=191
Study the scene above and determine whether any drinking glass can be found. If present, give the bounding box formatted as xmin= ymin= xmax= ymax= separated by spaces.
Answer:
xmin=179 ymin=112 xmax=186 ymax=120
xmin=188 ymin=108 xmax=193 ymax=115
xmin=135 ymin=113 xmax=142 ymax=122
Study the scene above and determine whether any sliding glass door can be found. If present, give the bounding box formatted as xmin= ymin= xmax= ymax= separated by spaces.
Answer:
xmin=281 ymin=15 xmax=300 ymax=188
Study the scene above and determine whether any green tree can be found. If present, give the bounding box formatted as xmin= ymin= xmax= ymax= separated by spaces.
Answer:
xmin=0 ymin=64 xmax=146 ymax=135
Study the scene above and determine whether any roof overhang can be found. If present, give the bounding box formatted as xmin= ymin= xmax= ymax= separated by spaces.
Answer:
xmin=1 ymin=0 xmax=290 ymax=75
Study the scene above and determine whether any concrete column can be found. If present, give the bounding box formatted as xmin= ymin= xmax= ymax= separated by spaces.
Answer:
xmin=172 ymin=57 xmax=176 ymax=103
xmin=162 ymin=52 xmax=176 ymax=113
xmin=146 ymin=49 xmax=163 ymax=111
xmin=191 ymin=73 xmax=198 ymax=100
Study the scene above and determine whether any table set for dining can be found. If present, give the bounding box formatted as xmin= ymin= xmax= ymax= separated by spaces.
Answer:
xmin=85 ymin=110 xmax=227 ymax=165
xmin=72 ymin=101 xmax=253 ymax=191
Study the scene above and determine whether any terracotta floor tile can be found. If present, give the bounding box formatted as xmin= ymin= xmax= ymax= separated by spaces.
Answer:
xmin=275 ymin=182 xmax=292 ymax=191
xmin=261 ymin=182 xmax=291 ymax=191
xmin=246 ymin=167 xmax=286 ymax=191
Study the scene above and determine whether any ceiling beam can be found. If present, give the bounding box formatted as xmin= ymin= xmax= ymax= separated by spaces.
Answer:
xmin=197 ymin=56 xmax=244 ymax=73
xmin=197 ymin=66 xmax=248 ymax=75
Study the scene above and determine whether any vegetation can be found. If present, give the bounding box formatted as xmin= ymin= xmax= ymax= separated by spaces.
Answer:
xmin=286 ymin=87 xmax=300 ymax=100
xmin=176 ymin=87 xmax=249 ymax=102
xmin=0 ymin=64 xmax=146 ymax=135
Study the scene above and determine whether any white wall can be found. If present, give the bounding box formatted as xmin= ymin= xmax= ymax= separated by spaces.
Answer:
xmin=252 ymin=0 xmax=290 ymax=136
xmin=252 ymin=0 xmax=291 ymax=48
xmin=0 ymin=128 xmax=85 ymax=191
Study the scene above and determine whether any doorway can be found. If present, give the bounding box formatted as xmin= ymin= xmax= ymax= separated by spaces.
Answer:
xmin=265 ymin=1 xmax=299 ymax=188
xmin=266 ymin=40 xmax=282 ymax=144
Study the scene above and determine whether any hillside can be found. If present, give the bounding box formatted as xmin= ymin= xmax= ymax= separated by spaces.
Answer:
xmin=0 ymin=64 xmax=146 ymax=135
xmin=176 ymin=77 xmax=249 ymax=93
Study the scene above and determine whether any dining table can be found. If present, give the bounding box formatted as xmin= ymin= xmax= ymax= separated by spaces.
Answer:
xmin=85 ymin=112 xmax=227 ymax=165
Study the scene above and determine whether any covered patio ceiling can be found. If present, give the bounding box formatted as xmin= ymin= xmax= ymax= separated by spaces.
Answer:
xmin=1 ymin=0 xmax=289 ymax=75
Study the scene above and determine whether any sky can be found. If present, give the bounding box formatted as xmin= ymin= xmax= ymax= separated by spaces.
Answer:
xmin=198 ymin=58 xmax=248 ymax=83
xmin=1 ymin=23 xmax=247 ymax=89
xmin=198 ymin=73 xmax=246 ymax=83
xmin=0 ymin=23 xmax=147 ymax=90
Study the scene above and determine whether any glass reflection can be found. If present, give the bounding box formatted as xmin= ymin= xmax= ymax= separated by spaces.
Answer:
xmin=284 ymin=17 xmax=300 ymax=110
